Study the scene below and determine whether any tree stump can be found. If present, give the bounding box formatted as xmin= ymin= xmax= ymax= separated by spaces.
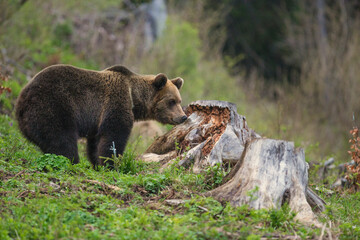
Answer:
xmin=207 ymin=138 xmax=325 ymax=226
xmin=142 ymin=100 xmax=325 ymax=226
xmin=144 ymin=100 xmax=259 ymax=172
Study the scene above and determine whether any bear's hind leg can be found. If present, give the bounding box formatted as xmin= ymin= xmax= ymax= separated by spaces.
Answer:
xmin=87 ymin=136 xmax=99 ymax=167
xmin=38 ymin=133 xmax=80 ymax=164
xmin=97 ymin=125 xmax=132 ymax=166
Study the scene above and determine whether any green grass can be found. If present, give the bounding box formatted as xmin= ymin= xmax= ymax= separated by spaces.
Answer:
xmin=0 ymin=114 xmax=331 ymax=239
xmin=0 ymin=113 xmax=356 ymax=240
xmin=1 ymin=1 xmax=359 ymax=238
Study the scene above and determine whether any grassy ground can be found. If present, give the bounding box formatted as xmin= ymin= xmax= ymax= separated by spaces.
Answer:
xmin=1 ymin=1 xmax=360 ymax=239
xmin=1 ymin=114 xmax=359 ymax=239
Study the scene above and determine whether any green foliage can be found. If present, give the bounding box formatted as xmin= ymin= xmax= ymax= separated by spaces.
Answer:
xmin=139 ymin=174 xmax=172 ymax=194
xmin=269 ymin=204 xmax=296 ymax=230
xmin=33 ymin=154 xmax=71 ymax=172
xmin=0 ymin=115 xmax=41 ymax=164
xmin=319 ymin=191 xmax=360 ymax=239
xmin=102 ymin=141 xmax=144 ymax=175
xmin=141 ymin=17 xmax=202 ymax=102
xmin=53 ymin=21 xmax=73 ymax=48
xmin=62 ymin=210 xmax=99 ymax=225
xmin=339 ymin=222 xmax=360 ymax=240
xmin=203 ymin=162 xmax=229 ymax=190
xmin=160 ymin=18 xmax=201 ymax=78
xmin=246 ymin=186 xmax=260 ymax=202
xmin=54 ymin=0 xmax=122 ymax=13
xmin=0 ymin=0 xmax=52 ymax=52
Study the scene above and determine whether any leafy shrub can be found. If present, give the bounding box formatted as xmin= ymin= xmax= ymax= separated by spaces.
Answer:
xmin=33 ymin=154 xmax=71 ymax=172
xmin=140 ymin=17 xmax=203 ymax=102
xmin=140 ymin=174 xmax=171 ymax=194
xmin=268 ymin=204 xmax=296 ymax=230
xmin=203 ymin=162 xmax=229 ymax=190
xmin=53 ymin=21 xmax=73 ymax=47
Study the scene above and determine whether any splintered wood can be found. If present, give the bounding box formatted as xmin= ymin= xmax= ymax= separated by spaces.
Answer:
xmin=182 ymin=104 xmax=230 ymax=156
xmin=144 ymin=100 xmax=257 ymax=172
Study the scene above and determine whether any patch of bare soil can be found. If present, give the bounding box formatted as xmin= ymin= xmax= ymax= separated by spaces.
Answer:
xmin=0 ymin=170 xmax=15 ymax=181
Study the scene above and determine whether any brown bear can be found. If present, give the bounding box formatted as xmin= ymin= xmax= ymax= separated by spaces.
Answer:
xmin=15 ymin=64 xmax=187 ymax=167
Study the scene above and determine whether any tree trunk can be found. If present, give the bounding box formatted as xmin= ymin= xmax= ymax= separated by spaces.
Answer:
xmin=207 ymin=138 xmax=325 ymax=226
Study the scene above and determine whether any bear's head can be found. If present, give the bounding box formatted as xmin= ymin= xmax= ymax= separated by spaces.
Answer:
xmin=151 ymin=73 xmax=187 ymax=125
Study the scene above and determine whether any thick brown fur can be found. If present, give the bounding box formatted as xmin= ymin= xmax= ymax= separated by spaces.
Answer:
xmin=16 ymin=64 xmax=187 ymax=167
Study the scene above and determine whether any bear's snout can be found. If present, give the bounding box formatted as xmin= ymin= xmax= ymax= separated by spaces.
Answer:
xmin=174 ymin=115 xmax=188 ymax=124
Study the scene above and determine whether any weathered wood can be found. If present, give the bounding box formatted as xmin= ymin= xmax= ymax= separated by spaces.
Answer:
xmin=306 ymin=188 xmax=326 ymax=212
xmin=145 ymin=100 xmax=258 ymax=172
xmin=83 ymin=180 xmax=123 ymax=192
xmin=207 ymin=138 xmax=324 ymax=226
xmin=164 ymin=199 xmax=186 ymax=206
xmin=140 ymin=151 xmax=177 ymax=163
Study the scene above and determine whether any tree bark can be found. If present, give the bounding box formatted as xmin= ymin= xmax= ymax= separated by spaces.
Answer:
xmin=206 ymin=138 xmax=324 ymax=226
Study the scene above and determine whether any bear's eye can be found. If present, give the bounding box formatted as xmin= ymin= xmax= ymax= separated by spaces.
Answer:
xmin=168 ymin=99 xmax=176 ymax=107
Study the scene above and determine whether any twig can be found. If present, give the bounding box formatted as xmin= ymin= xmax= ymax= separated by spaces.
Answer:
xmin=13 ymin=170 xmax=26 ymax=179
xmin=197 ymin=206 xmax=209 ymax=212
xmin=5 ymin=170 xmax=26 ymax=182
xmin=319 ymin=222 xmax=326 ymax=240
xmin=17 ymin=190 xmax=35 ymax=199
xmin=83 ymin=179 xmax=123 ymax=192
xmin=327 ymin=221 xmax=333 ymax=240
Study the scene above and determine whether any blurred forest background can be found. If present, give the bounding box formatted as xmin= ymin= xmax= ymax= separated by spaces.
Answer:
xmin=1 ymin=0 xmax=360 ymax=163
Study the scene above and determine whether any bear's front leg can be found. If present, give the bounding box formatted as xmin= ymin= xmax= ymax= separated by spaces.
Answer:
xmin=96 ymin=114 xmax=133 ymax=167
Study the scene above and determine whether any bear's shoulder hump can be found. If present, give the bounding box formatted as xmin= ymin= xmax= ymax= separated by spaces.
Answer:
xmin=104 ymin=65 xmax=134 ymax=76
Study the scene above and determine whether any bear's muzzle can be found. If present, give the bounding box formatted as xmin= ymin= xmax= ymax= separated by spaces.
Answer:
xmin=173 ymin=115 xmax=188 ymax=124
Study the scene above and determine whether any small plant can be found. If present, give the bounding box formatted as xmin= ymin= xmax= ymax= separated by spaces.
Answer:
xmin=203 ymin=162 xmax=229 ymax=190
xmin=247 ymin=186 xmax=259 ymax=202
xmin=33 ymin=153 xmax=71 ymax=172
xmin=141 ymin=174 xmax=170 ymax=194
xmin=268 ymin=204 xmax=296 ymax=230
xmin=102 ymin=141 xmax=143 ymax=174
xmin=346 ymin=126 xmax=360 ymax=191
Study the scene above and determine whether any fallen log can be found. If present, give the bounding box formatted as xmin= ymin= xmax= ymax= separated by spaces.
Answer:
xmin=142 ymin=100 xmax=325 ymax=226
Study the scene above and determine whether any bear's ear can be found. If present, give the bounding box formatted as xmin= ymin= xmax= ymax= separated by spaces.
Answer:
xmin=171 ymin=77 xmax=184 ymax=90
xmin=153 ymin=73 xmax=168 ymax=90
